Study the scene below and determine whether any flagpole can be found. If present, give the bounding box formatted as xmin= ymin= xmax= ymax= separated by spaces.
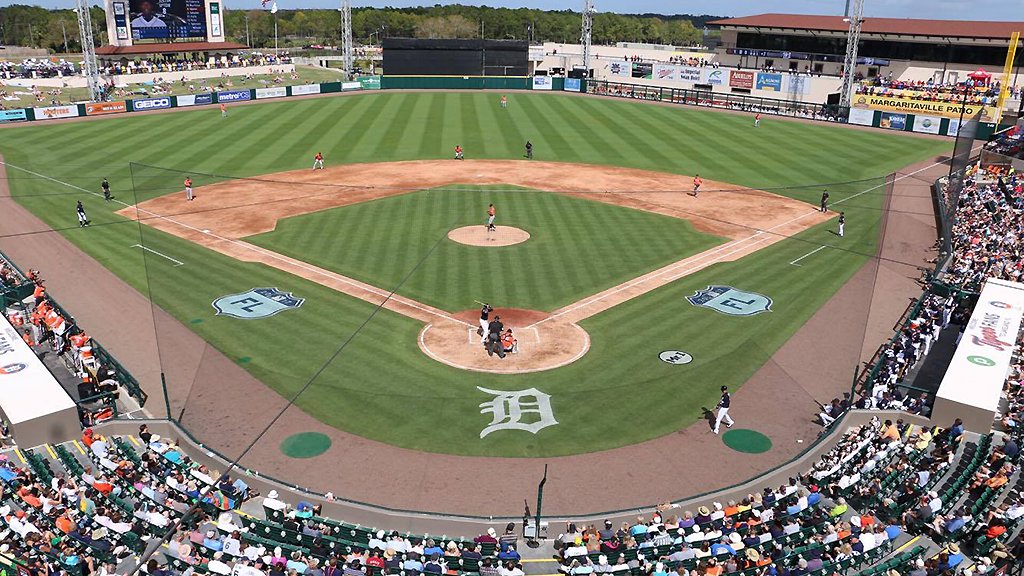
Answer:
xmin=274 ymin=12 xmax=278 ymax=55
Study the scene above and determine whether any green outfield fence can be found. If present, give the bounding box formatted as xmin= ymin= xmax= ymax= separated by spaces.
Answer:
xmin=0 ymin=73 xmax=1006 ymax=140
xmin=0 ymin=250 xmax=148 ymax=408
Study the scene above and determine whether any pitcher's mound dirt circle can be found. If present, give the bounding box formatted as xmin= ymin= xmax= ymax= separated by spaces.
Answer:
xmin=418 ymin=308 xmax=589 ymax=374
xmin=448 ymin=225 xmax=530 ymax=247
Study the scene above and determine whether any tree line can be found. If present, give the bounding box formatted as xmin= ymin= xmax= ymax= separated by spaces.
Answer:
xmin=0 ymin=3 xmax=719 ymax=53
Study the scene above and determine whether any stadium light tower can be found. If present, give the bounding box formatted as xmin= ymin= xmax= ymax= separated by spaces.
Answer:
xmin=74 ymin=0 xmax=102 ymax=101
xmin=838 ymin=0 xmax=865 ymax=110
xmin=580 ymin=0 xmax=595 ymax=77
xmin=340 ymin=0 xmax=354 ymax=80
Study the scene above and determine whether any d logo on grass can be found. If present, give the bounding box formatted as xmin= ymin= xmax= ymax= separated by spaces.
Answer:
xmin=213 ymin=287 xmax=304 ymax=320
xmin=687 ymin=285 xmax=773 ymax=317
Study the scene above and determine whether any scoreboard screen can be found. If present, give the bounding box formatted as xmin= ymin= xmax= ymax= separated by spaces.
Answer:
xmin=383 ymin=39 xmax=529 ymax=76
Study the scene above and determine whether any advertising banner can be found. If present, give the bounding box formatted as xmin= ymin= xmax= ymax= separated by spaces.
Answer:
xmin=130 ymin=0 xmax=208 ymax=42
xmin=852 ymin=93 xmax=998 ymax=121
xmin=787 ymin=75 xmax=811 ymax=96
xmin=701 ymin=68 xmax=725 ymax=86
xmin=678 ymin=66 xmax=702 ymax=83
xmin=879 ymin=112 xmax=907 ymax=130
xmin=132 ymin=96 xmax=172 ymax=111
xmin=112 ymin=1 xmax=129 ymax=40
xmin=913 ymin=115 xmax=942 ymax=135
xmin=34 ymin=105 xmax=79 ymax=120
xmin=946 ymin=119 xmax=962 ymax=137
xmin=563 ymin=78 xmax=582 ymax=92
xmin=290 ymin=84 xmax=321 ymax=96
xmin=255 ymin=87 xmax=287 ymax=99
xmin=609 ymin=60 xmax=631 ymax=77
xmin=632 ymin=62 xmax=652 ymax=79
xmin=532 ymin=76 xmax=553 ymax=90
xmin=358 ymin=76 xmax=381 ymax=90
xmin=86 ymin=101 xmax=127 ymax=116
xmin=755 ymin=72 xmax=783 ymax=91
xmin=0 ymin=109 xmax=28 ymax=123
xmin=209 ymin=2 xmax=221 ymax=37
xmin=217 ymin=90 xmax=251 ymax=102
xmin=341 ymin=82 xmax=362 ymax=91
xmin=847 ymin=108 xmax=874 ymax=126
xmin=177 ymin=93 xmax=213 ymax=106
xmin=729 ymin=70 xmax=754 ymax=89
xmin=652 ymin=64 xmax=677 ymax=82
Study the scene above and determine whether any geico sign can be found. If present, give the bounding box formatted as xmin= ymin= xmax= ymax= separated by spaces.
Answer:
xmin=135 ymin=98 xmax=171 ymax=110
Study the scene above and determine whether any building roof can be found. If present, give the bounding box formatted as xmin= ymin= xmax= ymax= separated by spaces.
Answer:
xmin=96 ymin=41 xmax=248 ymax=56
xmin=708 ymin=14 xmax=1024 ymax=40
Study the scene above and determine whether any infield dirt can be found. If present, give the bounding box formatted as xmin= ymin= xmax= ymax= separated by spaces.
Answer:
xmin=117 ymin=160 xmax=832 ymax=372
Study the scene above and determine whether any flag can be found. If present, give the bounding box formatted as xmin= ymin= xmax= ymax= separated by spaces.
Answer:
xmin=270 ymin=1 xmax=278 ymax=13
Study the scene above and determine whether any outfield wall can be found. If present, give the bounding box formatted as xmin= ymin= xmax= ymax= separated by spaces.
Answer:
xmin=1 ymin=74 xmax=1006 ymax=140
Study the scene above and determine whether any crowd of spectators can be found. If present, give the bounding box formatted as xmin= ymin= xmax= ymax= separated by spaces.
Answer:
xmin=0 ymin=59 xmax=77 ymax=80
xmin=97 ymin=52 xmax=292 ymax=76
xmin=984 ymin=125 xmax=1023 ymax=161
xmin=543 ymin=416 xmax=1021 ymax=576
xmin=854 ymin=74 xmax=1017 ymax=106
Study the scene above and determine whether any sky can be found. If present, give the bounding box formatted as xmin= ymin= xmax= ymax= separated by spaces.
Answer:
xmin=2 ymin=0 xmax=1021 ymax=21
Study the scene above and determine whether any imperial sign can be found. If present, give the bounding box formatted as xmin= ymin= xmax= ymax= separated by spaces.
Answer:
xmin=687 ymin=285 xmax=773 ymax=317
xmin=212 ymin=287 xmax=304 ymax=319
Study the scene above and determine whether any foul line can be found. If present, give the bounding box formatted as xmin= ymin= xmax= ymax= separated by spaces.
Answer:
xmin=0 ymin=160 xmax=470 ymax=328
xmin=131 ymin=244 xmax=185 ymax=266
xmin=789 ymin=245 xmax=828 ymax=267
xmin=532 ymin=152 xmax=966 ymax=328
xmin=3 ymin=150 xmax=967 ymax=334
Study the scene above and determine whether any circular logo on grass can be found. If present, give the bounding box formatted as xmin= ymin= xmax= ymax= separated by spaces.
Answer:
xmin=280 ymin=432 xmax=332 ymax=459
xmin=659 ymin=350 xmax=693 ymax=365
xmin=722 ymin=429 xmax=772 ymax=454
xmin=967 ymin=355 xmax=996 ymax=367
xmin=0 ymin=363 xmax=26 ymax=375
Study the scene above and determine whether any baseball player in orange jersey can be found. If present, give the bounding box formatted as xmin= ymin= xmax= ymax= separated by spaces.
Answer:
xmin=692 ymin=175 xmax=704 ymax=197
xmin=220 ymin=103 xmax=227 ymax=118
xmin=184 ymin=176 xmax=194 ymax=201
xmin=754 ymin=113 xmax=761 ymax=127
xmin=313 ymin=152 xmax=324 ymax=170
xmin=486 ymin=203 xmax=496 ymax=240
xmin=500 ymin=95 xmax=508 ymax=109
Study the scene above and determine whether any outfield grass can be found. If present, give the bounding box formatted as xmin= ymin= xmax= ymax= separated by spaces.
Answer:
xmin=248 ymin=186 xmax=725 ymax=312
xmin=0 ymin=92 xmax=951 ymax=456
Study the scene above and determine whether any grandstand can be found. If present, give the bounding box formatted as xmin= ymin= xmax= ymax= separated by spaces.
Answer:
xmin=2 ymin=5 xmax=1024 ymax=576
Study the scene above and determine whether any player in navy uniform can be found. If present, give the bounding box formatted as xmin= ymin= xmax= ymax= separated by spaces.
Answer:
xmin=101 ymin=178 xmax=112 ymax=202
xmin=713 ymin=385 xmax=734 ymax=434
xmin=478 ymin=303 xmax=493 ymax=345
xmin=76 ymin=201 xmax=89 ymax=227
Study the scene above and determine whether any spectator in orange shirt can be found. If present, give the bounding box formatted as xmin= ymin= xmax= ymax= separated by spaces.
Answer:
xmin=82 ymin=428 xmax=96 ymax=447
xmin=879 ymin=420 xmax=900 ymax=442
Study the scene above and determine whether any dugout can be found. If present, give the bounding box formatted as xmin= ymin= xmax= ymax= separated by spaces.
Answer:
xmin=382 ymin=38 xmax=529 ymax=77
xmin=0 ymin=313 xmax=79 ymax=448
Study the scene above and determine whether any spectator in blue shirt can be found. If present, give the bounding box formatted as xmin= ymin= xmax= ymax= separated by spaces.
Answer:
xmin=498 ymin=544 xmax=521 ymax=562
xmin=422 ymin=539 xmax=444 ymax=558
xmin=710 ymin=538 xmax=735 ymax=556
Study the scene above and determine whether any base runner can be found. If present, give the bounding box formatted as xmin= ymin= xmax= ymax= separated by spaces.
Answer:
xmin=692 ymin=174 xmax=704 ymax=197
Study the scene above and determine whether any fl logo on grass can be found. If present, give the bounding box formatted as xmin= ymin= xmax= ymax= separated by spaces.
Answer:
xmin=213 ymin=287 xmax=305 ymax=320
xmin=687 ymin=285 xmax=773 ymax=317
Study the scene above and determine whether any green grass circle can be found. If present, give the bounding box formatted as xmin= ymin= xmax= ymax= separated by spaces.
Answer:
xmin=280 ymin=432 xmax=332 ymax=459
xmin=721 ymin=429 xmax=772 ymax=454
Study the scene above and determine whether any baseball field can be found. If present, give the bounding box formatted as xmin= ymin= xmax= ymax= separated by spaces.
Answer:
xmin=0 ymin=91 xmax=950 ymax=461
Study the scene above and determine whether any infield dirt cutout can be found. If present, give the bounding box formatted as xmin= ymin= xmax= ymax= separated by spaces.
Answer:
xmin=118 ymin=160 xmax=832 ymax=373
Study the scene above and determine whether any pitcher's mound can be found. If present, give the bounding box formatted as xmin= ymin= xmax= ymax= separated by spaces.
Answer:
xmin=448 ymin=225 xmax=530 ymax=247
xmin=418 ymin=309 xmax=589 ymax=374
